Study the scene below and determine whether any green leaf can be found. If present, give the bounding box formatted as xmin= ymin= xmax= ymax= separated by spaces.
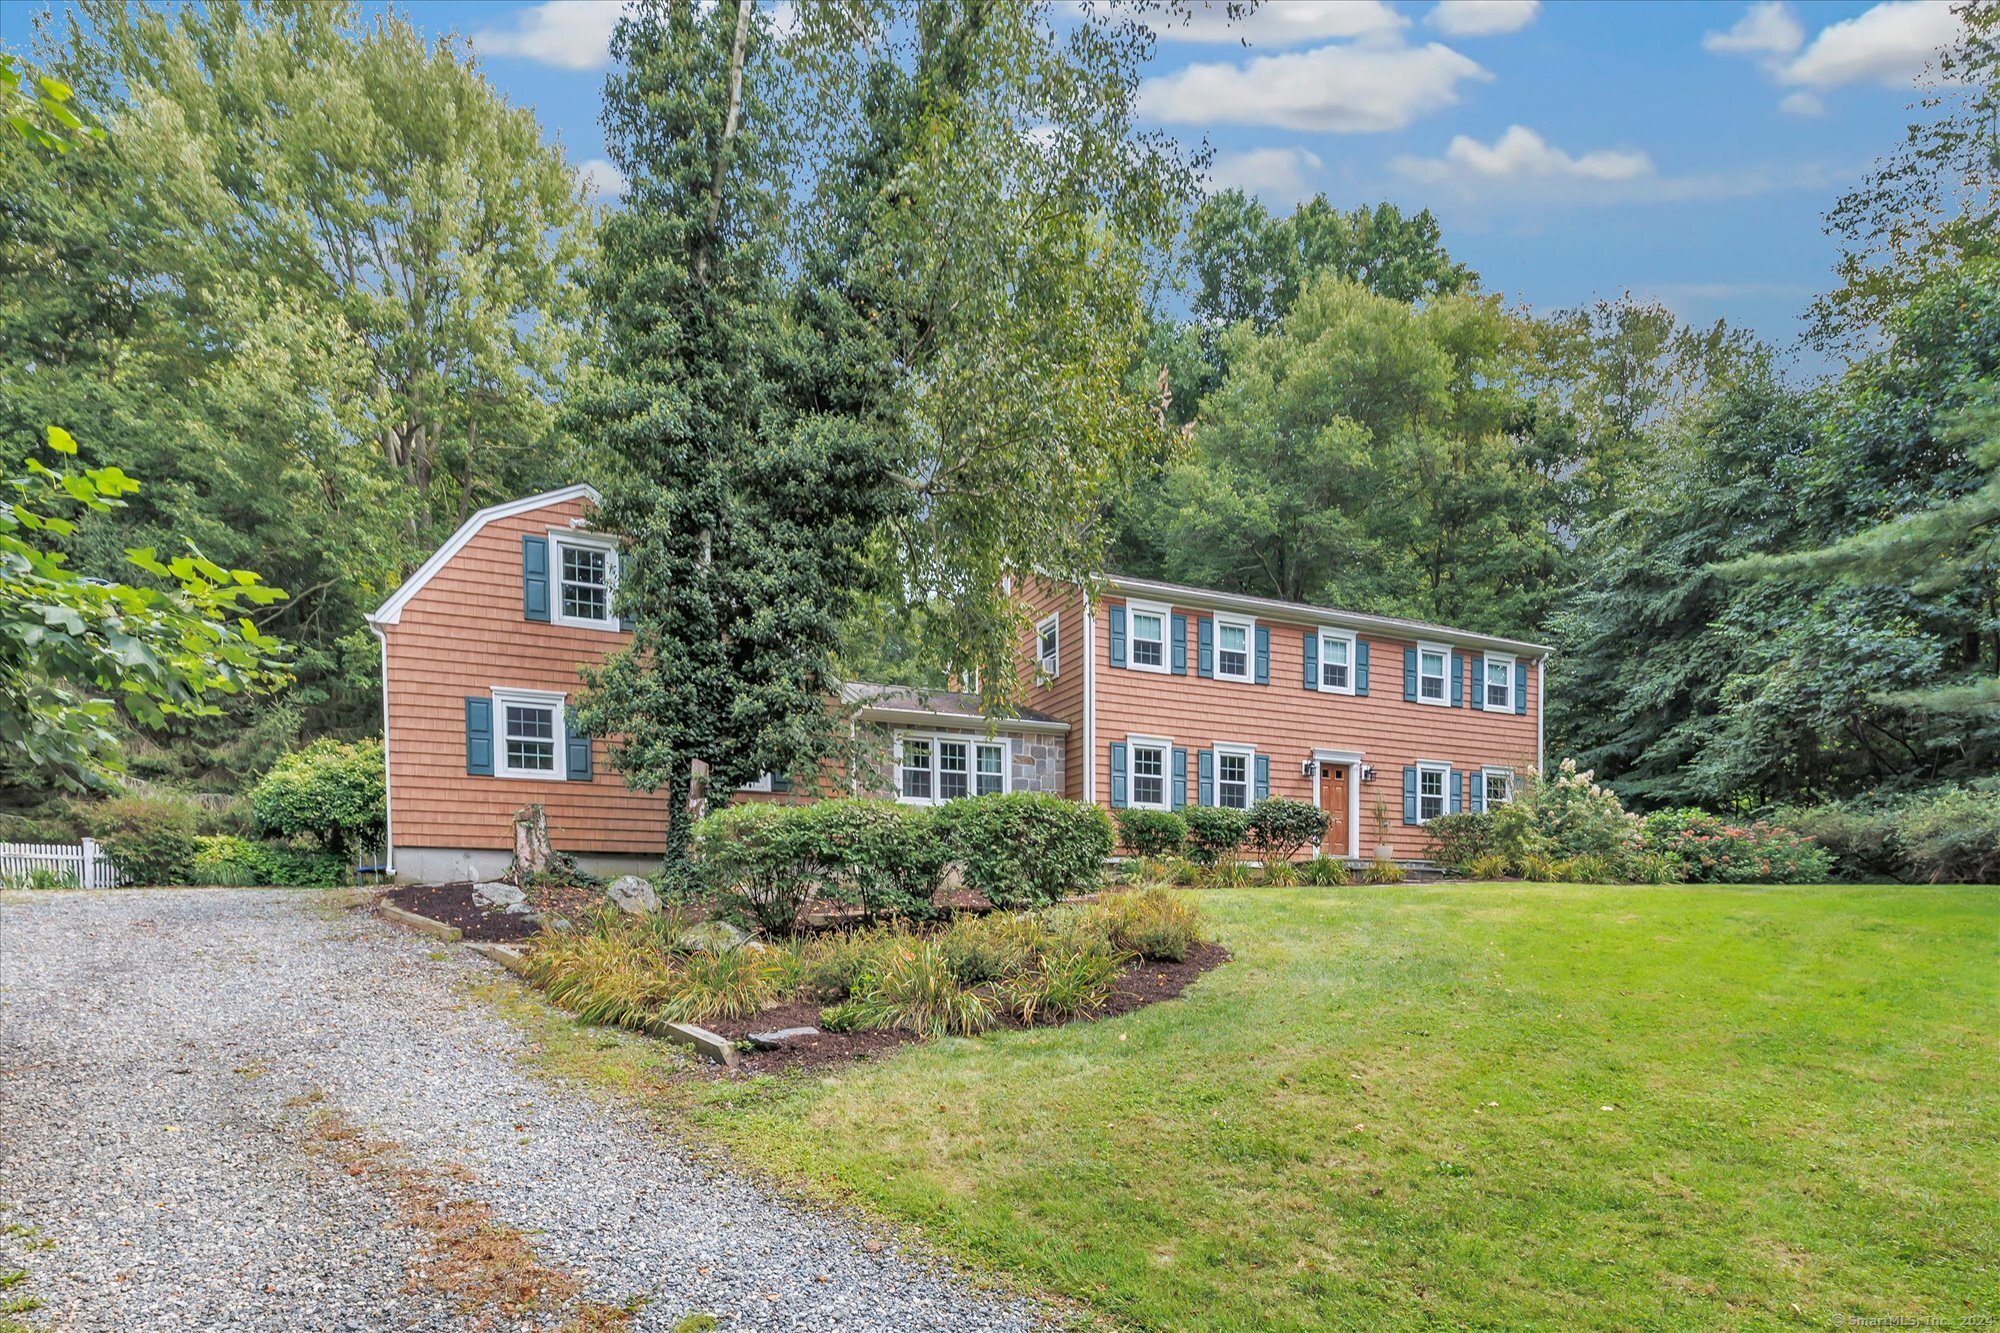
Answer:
xmin=47 ymin=425 xmax=77 ymax=454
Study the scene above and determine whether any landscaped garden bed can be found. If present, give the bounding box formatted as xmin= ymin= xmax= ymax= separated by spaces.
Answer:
xmin=380 ymin=879 xmax=602 ymax=943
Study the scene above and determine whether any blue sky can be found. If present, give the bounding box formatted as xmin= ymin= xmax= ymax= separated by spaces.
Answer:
xmin=5 ymin=0 xmax=1959 ymax=379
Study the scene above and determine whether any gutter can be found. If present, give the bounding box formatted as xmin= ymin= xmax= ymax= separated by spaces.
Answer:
xmin=856 ymin=705 xmax=1069 ymax=736
xmin=1083 ymin=586 xmax=1097 ymax=805
xmin=1105 ymin=574 xmax=1552 ymax=658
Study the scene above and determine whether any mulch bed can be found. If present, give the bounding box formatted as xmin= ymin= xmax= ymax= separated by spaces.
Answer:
xmin=703 ymin=939 xmax=1233 ymax=1076
xmin=381 ymin=881 xmax=603 ymax=944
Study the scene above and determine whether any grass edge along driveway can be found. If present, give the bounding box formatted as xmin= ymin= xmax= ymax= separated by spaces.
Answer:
xmin=500 ymin=883 xmax=2000 ymax=1332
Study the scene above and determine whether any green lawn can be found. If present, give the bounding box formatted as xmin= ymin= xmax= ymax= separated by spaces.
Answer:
xmin=515 ymin=884 xmax=2000 ymax=1330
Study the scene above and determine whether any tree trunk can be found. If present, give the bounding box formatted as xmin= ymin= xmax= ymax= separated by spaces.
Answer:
xmin=663 ymin=766 xmax=695 ymax=873
xmin=693 ymin=0 xmax=753 ymax=289
xmin=510 ymin=804 xmax=555 ymax=882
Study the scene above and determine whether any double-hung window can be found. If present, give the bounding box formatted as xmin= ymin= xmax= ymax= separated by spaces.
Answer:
xmin=900 ymin=738 xmax=934 ymax=801
xmin=1128 ymin=601 xmax=1169 ymax=672
xmin=1129 ymin=739 xmax=1169 ymax=810
xmin=1484 ymin=656 xmax=1513 ymax=710
xmin=493 ymin=687 xmax=566 ymax=780
xmin=1483 ymin=768 xmax=1513 ymax=806
xmin=1318 ymin=628 xmax=1355 ymax=693
xmin=1215 ymin=615 xmax=1253 ymax=682
xmin=1417 ymin=763 xmax=1449 ymax=823
xmin=1036 ymin=613 xmax=1060 ymax=679
xmin=552 ymin=534 xmax=619 ymax=631
xmin=1216 ymin=746 xmax=1253 ymax=810
xmin=1416 ymin=643 xmax=1448 ymax=705
xmin=899 ymin=733 xmax=1007 ymax=804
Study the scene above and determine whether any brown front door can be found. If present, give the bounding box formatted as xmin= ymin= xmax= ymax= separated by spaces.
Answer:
xmin=1318 ymin=763 xmax=1349 ymax=856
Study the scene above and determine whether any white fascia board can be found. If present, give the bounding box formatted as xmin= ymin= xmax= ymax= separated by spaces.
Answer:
xmin=367 ymin=484 xmax=603 ymax=627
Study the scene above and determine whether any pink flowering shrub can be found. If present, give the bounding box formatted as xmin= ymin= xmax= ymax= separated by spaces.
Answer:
xmin=1641 ymin=809 xmax=1832 ymax=885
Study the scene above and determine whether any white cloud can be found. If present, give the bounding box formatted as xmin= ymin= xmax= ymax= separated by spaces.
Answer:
xmin=1779 ymin=0 xmax=1961 ymax=89
xmin=1702 ymin=2 xmax=1803 ymax=57
xmin=1427 ymin=1 xmax=1540 ymax=38
xmin=1208 ymin=147 xmax=1325 ymax=202
xmin=579 ymin=157 xmax=627 ymax=199
xmin=1778 ymin=89 xmax=1826 ymax=116
xmin=1146 ymin=0 xmax=1405 ymax=46
xmin=1138 ymin=41 xmax=1490 ymax=133
xmin=1394 ymin=125 xmax=1652 ymax=184
xmin=471 ymin=0 xmax=625 ymax=72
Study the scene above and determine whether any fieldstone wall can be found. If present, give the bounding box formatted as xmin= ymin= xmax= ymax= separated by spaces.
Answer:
xmin=857 ymin=723 xmax=1066 ymax=798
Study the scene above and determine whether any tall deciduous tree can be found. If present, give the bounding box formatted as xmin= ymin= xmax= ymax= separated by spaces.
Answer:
xmin=5 ymin=1 xmax=593 ymax=740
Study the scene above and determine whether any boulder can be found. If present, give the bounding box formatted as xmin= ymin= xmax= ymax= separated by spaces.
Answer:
xmin=675 ymin=919 xmax=754 ymax=954
xmin=605 ymin=874 xmax=661 ymax=916
xmin=746 ymin=1026 xmax=820 ymax=1050
xmin=472 ymin=880 xmax=527 ymax=911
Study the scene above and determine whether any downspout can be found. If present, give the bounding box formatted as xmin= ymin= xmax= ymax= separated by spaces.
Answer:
xmin=1536 ymin=654 xmax=1547 ymax=774
xmin=1082 ymin=587 xmax=1097 ymax=805
xmin=371 ymin=622 xmax=395 ymax=878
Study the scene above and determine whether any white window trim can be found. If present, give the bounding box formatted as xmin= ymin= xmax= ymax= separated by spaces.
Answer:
xmin=1316 ymin=626 xmax=1357 ymax=695
xmin=549 ymin=530 xmax=622 ymax=633
xmin=1125 ymin=733 xmax=1174 ymax=812
xmin=1036 ymin=612 xmax=1061 ymax=681
xmin=1415 ymin=640 xmax=1451 ymax=707
xmin=1213 ymin=612 xmax=1255 ymax=683
xmin=1483 ymin=655 xmax=1514 ymax=711
xmin=1415 ymin=759 xmax=1452 ymax=824
xmin=739 ymin=773 xmax=775 ymax=793
xmin=895 ymin=731 xmax=1011 ymax=806
xmin=1482 ymin=766 xmax=1515 ymax=806
xmin=1125 ymin=599 xmax=1172 ymax=675
xmin=1214 ymin=741 xmax=1256 ymax=811
xmin=492 ymin=686 xmax=567 ymax=781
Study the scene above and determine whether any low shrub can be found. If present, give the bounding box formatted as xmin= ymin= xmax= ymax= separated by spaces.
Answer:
xmin=933 ymin=793 xmax=1113 ymax=910
xmin=249 ymin=738 xmax=386 ymax=858
xmin=1115 ymin=808 xmax=1187 ymax=859
xmin=1361 ymin=858 xmax=1405 ymax=885
xmin=1000 ymin=937 xmax=1125 ymax=1024
xmin=792 ymin=926 xmax=899 ymax=1000
xmin=1626 ymin=851 xmax=1687 ymax=885
xmin=1892 ymin=787 xmax=2000 ymax=883
xmin=1775 ymin=800 xmax=1901 ymax=880
xmin=1462 ymin=852 xmax=1512 ymax=881
xmin=1183 ymin=806 xmax=1249 ymax=867
xmin=1424 ymin=812 xmax=1498 ymax=873
xmin=1091 ymin=886 xmax=1205 ymax=961
xmin=189 ymin=835 xmax=348 ymax=887
xmin=1297 ymin=856 xmax=1350 ymax=886
xmin=1640 ymin=809 xmax=1831 ymax=885
xmin=92 ymin=795 xmax=199 ymax=886
xmin=1243 ymin=798 xmax=1328 ymax=865
xmin=791 ymin=800 xmax=945 ymax=922
xmin=692 ymin=803 xmax=821 ymax=934
xmin=935 ymin=912 xmax=1040 ymax=985
xmin=836 ymin=939 xmax=996 ymax=1038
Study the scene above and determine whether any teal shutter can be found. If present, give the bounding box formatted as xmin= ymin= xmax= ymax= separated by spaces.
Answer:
xmin=1356 ymin=640 xmax=1370 ymax=695
xmin=1469 ymin=770 xmax=1485 ymax=813
xmin=1172 ymin=748 xmax=1188 ymax=810
xmin=1449 ymin=652 xmax=1464 ymax=708
xmin=1470 ymin=653 xmax=1486 ymax=710
xmin=1402 ymin=767 xmax=1418 ymax=824
xmin=1450 ymin=770 xmax=1463 ymax=813
xmin=565 ymin=715 xmax=593 ymax=782
xmin=1403 ymin=647 xmax=1418 ymax=702
xmin=771 ymin=772 xmax=791 ymax=793
xmin=1198 ymin=749 xmax=1214 ymax=806
xmin=1109 ymin=742 xmax=1128 ymax=809
xmin=1197 ymin=617 xmax=1214 ymax=678
xmin=1303 ymin=630 xmax=1319 ymax=690
xmin=465 ymin=697 xmax=494 ymax=775
xmin=1516 ymin=657 xmax=1529 ymax=715
xmin=1108 ymin=605 xmax=1127 ymax=668
xmin=1254 ymin=754 xmax=1270 ymax=801
xmin=522 ymin=535 xmax=550 ymax=622
xmin=1171 ymin=614 xmax=1188 ymax=675
xmin=1254 ymin=625 xmax=1271 ymax=684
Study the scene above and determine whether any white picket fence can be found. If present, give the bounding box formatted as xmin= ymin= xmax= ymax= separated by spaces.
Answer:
xmin=0 ymin=839 xmax=125 ymax=889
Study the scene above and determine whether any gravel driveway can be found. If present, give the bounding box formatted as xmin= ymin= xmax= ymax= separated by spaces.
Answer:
xmin=0 ymin=889 xmax=1038 ymax=1331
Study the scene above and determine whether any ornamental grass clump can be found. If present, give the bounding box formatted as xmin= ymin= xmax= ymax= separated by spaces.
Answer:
xmin=828 ymin=939 xmax=995 ymax=1038
xmin=526 ymin=918 xmax=680 ymax=1030
xmin=1090 ymin=886 xmax=1205 ymax=962
xmin=1297 ymin=856 xmax=1350 ymax=886
xmin=1000 ymin=936 xmax=1125 ymax=1024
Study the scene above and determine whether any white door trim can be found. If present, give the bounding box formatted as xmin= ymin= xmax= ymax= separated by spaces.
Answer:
xmin=1310 ymin=749 xmax=1364 ymax=860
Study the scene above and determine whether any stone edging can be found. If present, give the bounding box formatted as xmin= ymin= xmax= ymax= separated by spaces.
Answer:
xmin=376 ymin=900 xmax=462 ymax=942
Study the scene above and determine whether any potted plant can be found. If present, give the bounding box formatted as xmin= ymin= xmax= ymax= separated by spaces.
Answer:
xmin=1372 ymin=796 xmax=1395 ymax=862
